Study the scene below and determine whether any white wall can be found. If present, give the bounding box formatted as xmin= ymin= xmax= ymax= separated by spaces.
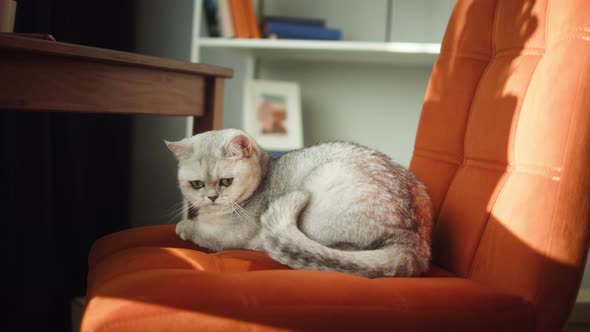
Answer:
xmin=259 ymin=61 xmax=430 ymax=166
xmin=390 ymin=0 xmax=455 ymax=42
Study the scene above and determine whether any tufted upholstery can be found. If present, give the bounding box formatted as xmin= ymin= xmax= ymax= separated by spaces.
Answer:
xmin=410 ymin=0 xmax=590 ymax=330
xmin=81 ymin=0 xmax=590 ymax=331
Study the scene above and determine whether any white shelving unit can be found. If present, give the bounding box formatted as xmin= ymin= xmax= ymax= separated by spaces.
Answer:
xmin=198 ymin=37 xmax=441 ymax=65
xmin=194 ymin=0 xmax=457 ymax=167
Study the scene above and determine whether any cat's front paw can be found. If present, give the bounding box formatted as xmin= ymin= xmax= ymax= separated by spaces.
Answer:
xmin=176 ymin=219 xmax=194 ymax=241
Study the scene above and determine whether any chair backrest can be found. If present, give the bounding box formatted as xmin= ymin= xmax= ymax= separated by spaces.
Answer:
xmin=409 ymin=0 xmax=590 ymax=330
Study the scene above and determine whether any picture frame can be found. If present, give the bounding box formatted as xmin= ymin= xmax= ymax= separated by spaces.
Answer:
xmin=243 ymin=80 xmax=303 ymax=151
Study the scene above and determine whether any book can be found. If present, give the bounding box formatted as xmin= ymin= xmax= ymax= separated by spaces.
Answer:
xmin=269 ymin=151 xmax=286 ymax=159
xmin=217 ymin=0 xmax=235 ymax=38
xmin=264 ymin=22 xmax=342 ymax=41
xmin=203 ymin=0 xmax=221 ymax=37
xmin=229 ymin=0 xmax=250 ymax=38
xmin=243 ymin=0 xmax=261 ymax=39
xmin=263 ymin=15 xmax=325 ymax=28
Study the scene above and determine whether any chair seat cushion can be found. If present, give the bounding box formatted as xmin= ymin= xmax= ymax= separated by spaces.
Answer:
xmin=82 ymin=225 xmax=535 ymax=332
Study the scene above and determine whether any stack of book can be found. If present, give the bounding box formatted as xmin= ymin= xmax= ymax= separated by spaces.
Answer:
xmin=203 ymin=0 xmax=342 ymax=41
xmin=203 ymin=0 xmax=260 ymax=39
xmin=262 ymin=15 xmax=342 ymax=41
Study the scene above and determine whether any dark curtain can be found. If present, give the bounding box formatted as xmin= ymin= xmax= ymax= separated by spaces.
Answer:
xmin=3 ymin=1 xmax=136 ymax=331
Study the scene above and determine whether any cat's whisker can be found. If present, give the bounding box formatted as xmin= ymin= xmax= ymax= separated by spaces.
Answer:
xmin=224 ymin=202 xmax=246 ymax=223
xmin=234 ymin=203 xmax=259 ymax=218
xmin=228 ymin=202 xmax=256 ymax=224
xmin=243 ymin=207 xmax=258 ymax=217
xmin=188 ymin=203 xmax=198 ymax=212
xmin=165 ymin=201 xmax=186 ymax=216
xmin=165 ymin=201 xmax=189 ymax=224
xmin=167 ymin=210 xmax=185 ymax=224
xmin=227 ymin=202 xmax=248 ymax=222
xmin=232 ymin=201 xmax=257 ymax=218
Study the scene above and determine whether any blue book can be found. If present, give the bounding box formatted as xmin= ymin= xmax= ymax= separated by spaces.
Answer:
xmin=263 ymin=15 xmax=325 ymax=28
xmin=264 ymin=22 xmax=342 ymax=41
xmin=268 ymin=151 xmax=287 ymax=159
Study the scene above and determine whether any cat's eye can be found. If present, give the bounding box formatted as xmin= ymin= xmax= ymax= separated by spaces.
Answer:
xmin=219 ymin=178 xmax=233 ymax=187
xmin=189 ymin=180 xmax=205 ymax=190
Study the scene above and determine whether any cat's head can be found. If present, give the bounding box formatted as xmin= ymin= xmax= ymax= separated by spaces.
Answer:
xmin=165 ymin=129 xmax=267 ymax=209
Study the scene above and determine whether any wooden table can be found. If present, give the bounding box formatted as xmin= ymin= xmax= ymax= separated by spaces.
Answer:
xmin=0 ymin=33 xmax=233 ymax=134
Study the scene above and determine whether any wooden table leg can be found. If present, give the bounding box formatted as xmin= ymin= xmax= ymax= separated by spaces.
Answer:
xmin=193 ymin=77 xmax=225 ymax=135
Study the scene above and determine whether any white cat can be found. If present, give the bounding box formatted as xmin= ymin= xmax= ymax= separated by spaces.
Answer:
xmin=166 ymin=129 xmax=433 ymax=277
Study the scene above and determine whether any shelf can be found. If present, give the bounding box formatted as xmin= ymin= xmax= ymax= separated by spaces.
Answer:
xmin=198 ymin=38 xmax=441 ymax=66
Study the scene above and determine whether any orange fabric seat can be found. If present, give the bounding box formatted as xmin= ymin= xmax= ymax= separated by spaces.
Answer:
xmin=84 ymin=226 xmax=533 ymax=332
xmin=82 ymin=0 xmax=590 ymax=331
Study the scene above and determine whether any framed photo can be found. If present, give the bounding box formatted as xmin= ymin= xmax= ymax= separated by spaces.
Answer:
xmin=243 ymin=80 xmax=303 ymax=151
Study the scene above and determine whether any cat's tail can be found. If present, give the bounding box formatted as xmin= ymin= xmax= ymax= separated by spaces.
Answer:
xmin=260 ymin=191 xmax=430 ymax=278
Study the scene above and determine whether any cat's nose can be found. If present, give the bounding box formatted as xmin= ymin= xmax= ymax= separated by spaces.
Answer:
xmin=208 ymin=196 xmax=218 ymax=202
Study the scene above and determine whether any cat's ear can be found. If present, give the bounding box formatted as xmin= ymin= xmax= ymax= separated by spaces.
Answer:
xmin=164 ymin=140 xmax=192 ymax=160
xmin=224 ymin=134 xmax=253 ymax=158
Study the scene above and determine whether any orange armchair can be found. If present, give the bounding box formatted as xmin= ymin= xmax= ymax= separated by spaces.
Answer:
xmin=81 ymin=0 xmax=590 ymax=331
